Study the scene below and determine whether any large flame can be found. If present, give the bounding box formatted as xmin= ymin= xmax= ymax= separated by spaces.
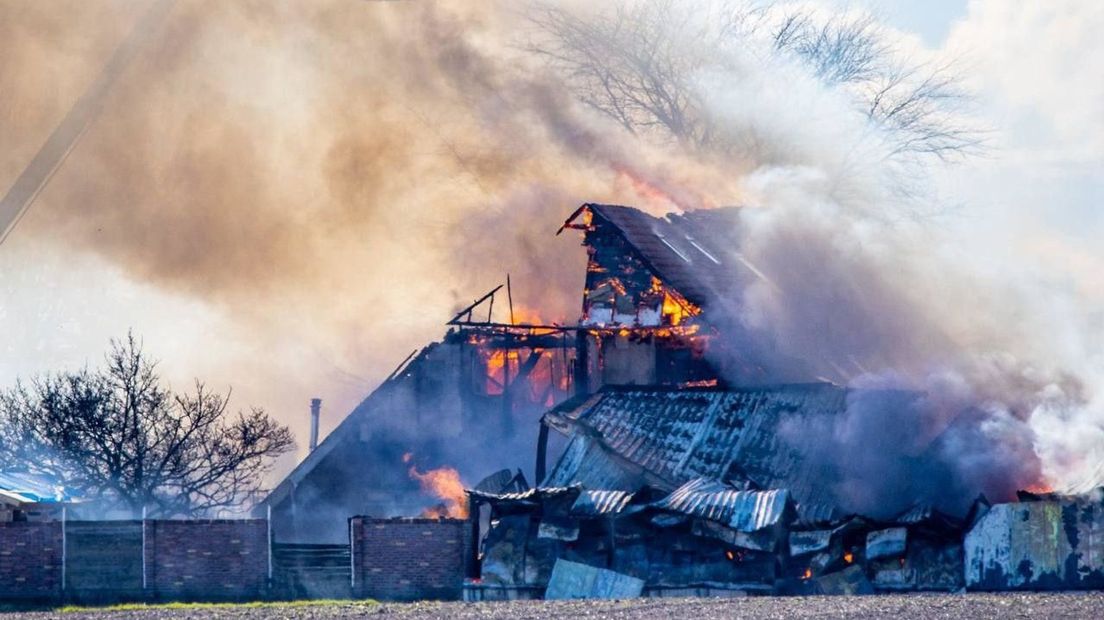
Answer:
xmin=511 ymin=305 xmax=557 ymax=331
xmin=407 ymin=457 xmax=468 ymax=519
xmin=650 ymin=277 xmax=701 ymax=327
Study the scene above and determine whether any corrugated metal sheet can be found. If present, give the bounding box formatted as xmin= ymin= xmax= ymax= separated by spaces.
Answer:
xmin=542 ymin=435 xmax=642 ymax=491
xmin=866 ymin=528 xmax=908 ymax=560
xmin=965 ymin=500 xmax=1104 ymax=590
xmin=467 ymin=486 xmax=577 ymax=503
xmin=474 ymin=469 xmax=518 ymax=494
xmin=0 ymin=471 xmax=74 ymax=504
xmin=571 ymin=490 xmax=635 ymax=517
xmin=652 ymin=478 xmax=790 ymax=533
xmin=544 ymin=384 xmax=849 ymax=524
xmin=790 ymin=529 xmax=833 ymax=556
xmin=896 ymin=504 xmax=936 ymax=524
xmin=545 ymin=559 xmax=645 ymax=600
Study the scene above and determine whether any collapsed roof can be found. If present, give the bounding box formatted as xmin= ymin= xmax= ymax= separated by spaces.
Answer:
xmin=542 ymin=384 xmax=863 ymax=525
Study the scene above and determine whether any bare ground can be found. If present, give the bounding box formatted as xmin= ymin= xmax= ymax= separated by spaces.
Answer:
xmin=13 ymin=592 xmax=1104 ymax=620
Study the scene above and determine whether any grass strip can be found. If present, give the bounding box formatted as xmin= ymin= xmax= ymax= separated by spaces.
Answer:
xmin=57 ymin=599 xmax=378 ymax=613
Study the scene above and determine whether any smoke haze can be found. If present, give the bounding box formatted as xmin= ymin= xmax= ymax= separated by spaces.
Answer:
xmin=1 ymin=1 xmax=1101 ymax=514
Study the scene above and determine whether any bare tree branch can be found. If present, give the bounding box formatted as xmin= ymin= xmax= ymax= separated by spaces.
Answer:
xmin=525 ymin=0 xmax=983 ymax=165
xmin=0 ymin=332 xmax=294 ymax=517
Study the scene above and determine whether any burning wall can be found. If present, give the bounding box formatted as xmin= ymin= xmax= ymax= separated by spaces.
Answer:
xmin=262 ymin=305 xmax=580 ymax=541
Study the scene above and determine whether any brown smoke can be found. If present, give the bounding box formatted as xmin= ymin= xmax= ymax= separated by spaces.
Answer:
xmin=2 ymin=0 xmax=727 ymax=357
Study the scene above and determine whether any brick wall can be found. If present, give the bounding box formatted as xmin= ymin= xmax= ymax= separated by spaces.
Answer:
xmin=0 ymin=522 xmax=62 ymax=600
xmin=145 ymin=519 xmax=269 ymax=601
xmin=351 ymin=517 xmax=471 ymax=601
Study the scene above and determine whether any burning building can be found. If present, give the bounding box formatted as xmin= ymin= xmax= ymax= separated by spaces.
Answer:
xmin=257 ymin=328 xmax=576 ymax=542
xmin=258 ymin=201 xmax=1104 ymax=598
xmin=257 ymin=202 xmax=747 ymax=542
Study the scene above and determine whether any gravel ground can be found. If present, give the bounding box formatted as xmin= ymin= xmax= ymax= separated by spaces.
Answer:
xmin=14 ymin=592 xmax=1104 ymax=620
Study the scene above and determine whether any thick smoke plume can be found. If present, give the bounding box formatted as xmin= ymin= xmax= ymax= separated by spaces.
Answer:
xmin=2 ymin=1 xmax=1101 ymax=516
xmin=684 ymin=8 xmax=1103 ymax=515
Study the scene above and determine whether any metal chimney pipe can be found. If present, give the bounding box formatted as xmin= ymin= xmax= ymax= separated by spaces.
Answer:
xmin=309 ymin=398 xmax=321 ymax=452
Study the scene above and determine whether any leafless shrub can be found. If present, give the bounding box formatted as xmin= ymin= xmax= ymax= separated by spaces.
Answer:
xmin=0 ymin=333 xmax=294 ymax=517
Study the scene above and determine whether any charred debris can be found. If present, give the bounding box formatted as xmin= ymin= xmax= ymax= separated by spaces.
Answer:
xmin=465 ymin=384 xmax=983 ymax=598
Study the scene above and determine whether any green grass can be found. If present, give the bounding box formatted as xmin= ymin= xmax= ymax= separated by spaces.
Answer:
xmin=56 ymin=599 xmax=378 ymax=613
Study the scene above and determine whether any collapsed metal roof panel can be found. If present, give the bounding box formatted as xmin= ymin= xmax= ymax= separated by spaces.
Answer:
xmin=652 ymin=478 xmax=790 ymax=532
xmin=571 ymin=490 xmax=635 ymax=517
xmin=893 ymin=503 xmax=965 ymax=530
xmin=466 ymin=486 xmax=577 ymax=503
xmin=542 ymin=435 xmax=644 ymax=491
xmin=549 ymin=384 xmax=848 ymax=524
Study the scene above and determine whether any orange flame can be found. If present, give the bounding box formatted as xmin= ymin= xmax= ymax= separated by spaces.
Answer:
xmin=406 ymin=457 xmax=468 ymax=519
xmin=511 ymin=305 xmax=556 ymax=333
xmin=482 ymin=348 xmax=517 ymax=395
xmin=843 ymin=551 xmax=854 ymax=564
xmin=479 ymin=342 xmax=569 ymax=401
xmin=649 ymin=277 xmax=701 ymax=326
xmin=802 ymin=568 xmax=813 ymax=580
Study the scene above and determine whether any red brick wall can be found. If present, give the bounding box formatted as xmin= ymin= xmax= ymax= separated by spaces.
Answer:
xmin=145 ymin=519 xmax=268 ymax=600
xmin=351 ymin=517 xmax=471 ymax=601
xmin=0 ymin=522 xmax=62 ymax=600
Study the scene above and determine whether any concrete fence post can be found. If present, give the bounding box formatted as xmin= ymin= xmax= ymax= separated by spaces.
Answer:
xmin=60 ymin=506 xmax=67 ymax=595
xmin=141 ymin=507 xmax=148 ymax=593
xmin=266 ymin=505 xmax=273 ymax=585
xmin=349 ymin=518 xmax=356 ymax=592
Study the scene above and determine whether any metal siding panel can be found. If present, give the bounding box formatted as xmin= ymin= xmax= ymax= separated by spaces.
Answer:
xmin=652 ymin=478 xmax=789 ymax=533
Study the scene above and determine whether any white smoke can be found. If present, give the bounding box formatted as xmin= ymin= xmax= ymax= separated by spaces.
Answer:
xmin=685 ymin=3 xmax=1104 ymax=513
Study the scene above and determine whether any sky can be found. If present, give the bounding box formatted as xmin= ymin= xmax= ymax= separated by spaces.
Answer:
xmin=0 ymin=0 xmax=1100 ymax=476
xmin=830 ymin=0 xmax=967 ymax=46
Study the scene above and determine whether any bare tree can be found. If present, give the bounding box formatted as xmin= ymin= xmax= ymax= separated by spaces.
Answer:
xmin=765 ymin=8 xmax=982 ymax=161
xmin=526 ymin=0 xmax=982 ymax=161
xmin=525 ymin=0 xmax=724 ymax=148
xmin=0 ymin=333 xmax=294 ymax=517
